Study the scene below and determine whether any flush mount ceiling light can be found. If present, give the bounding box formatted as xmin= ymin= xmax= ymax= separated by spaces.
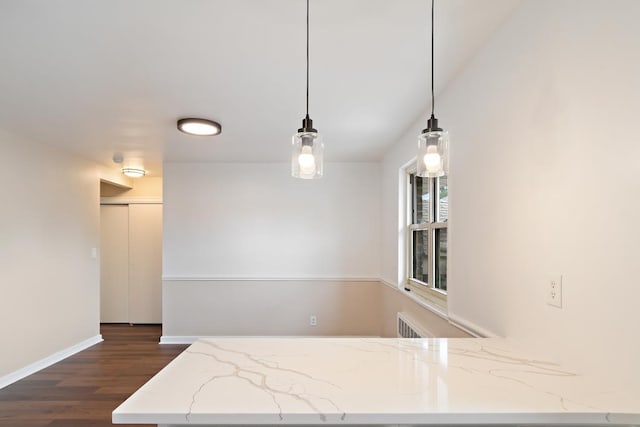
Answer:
xmin=122 ymin=167 xmax=146 ymax=178
xmin=113 ymin=153 xmax=146 ymax=178
xmin=177 ymin=118 xmax=222 ymax=136
xmin=291 ymin=0 xmax=324 ymax=180
xmin=417 ymin=0 xmax=450 ymax=178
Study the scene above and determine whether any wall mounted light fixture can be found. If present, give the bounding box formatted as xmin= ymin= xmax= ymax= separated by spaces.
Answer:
xmin=417 ymin=0 xmax=449 ymax=178
xmin=291 ymin=0 xmax=323 ymax=179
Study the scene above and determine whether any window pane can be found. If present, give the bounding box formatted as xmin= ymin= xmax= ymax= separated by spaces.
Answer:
xmin=434 ymin=228 xmax=447 ymax=291
xmin=438 ymin=176 xmax=448 ymax=222
xmin=412 ymin=230 xmax=429 ymax=283
xmin=413 ymin=175 xmax=430 ymax=223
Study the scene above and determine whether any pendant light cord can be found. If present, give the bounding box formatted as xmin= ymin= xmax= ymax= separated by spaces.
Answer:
xmin=306 ymin=0 xmax=310 ymax=118
xmin=430 ymin=0 xmax=435 ymax=117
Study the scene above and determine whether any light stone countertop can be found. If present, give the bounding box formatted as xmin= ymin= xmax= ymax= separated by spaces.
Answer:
xmin=112 ymin=337 xmax=640 ymax=426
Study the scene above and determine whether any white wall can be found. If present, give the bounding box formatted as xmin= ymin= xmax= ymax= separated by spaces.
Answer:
xmin=380 ymin=124 xmax=416 ymax=287
xmin=162 ymin=162 xmax=382 ymax=337
xmin=0 ymin=130 xmax=101 ymax=382
xmin=382 ymin=0 xmax=640 ymax=381
xmin=164 ymin=162 xmax=380 ymax=279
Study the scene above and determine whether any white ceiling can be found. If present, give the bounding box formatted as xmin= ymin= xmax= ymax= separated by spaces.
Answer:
xmin=0 ymin=0 xmax=520 ymax=176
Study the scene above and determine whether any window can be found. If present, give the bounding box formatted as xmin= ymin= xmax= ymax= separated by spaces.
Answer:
xmin=406 ymin=171 xmax=448 ymax=310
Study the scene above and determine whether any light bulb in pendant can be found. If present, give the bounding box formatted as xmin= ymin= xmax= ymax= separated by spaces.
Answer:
xmin=298 ymin=145 xmax=316 ymax=175
xmin=423 ymin=145 xmax=442 ymax=173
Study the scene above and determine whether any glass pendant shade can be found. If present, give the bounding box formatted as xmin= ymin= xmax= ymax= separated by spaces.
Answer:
xmin=417 ymin=128 xmax=449 ymax=178
xmin=292 ymin=131 xmax=323 ymax=179
xmin=417 ymin=0 xmax=449 ymax=179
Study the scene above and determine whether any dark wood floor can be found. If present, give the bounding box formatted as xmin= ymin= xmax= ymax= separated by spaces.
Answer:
xmin=0 ymin=324 xmax=187 ymax=427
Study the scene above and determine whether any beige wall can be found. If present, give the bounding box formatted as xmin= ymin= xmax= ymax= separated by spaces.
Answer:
xmin=162 ymin=279 xmax=467 ymax=340
xmin=98 ymin=165 xmax=132 ymax=189
xmin=0 ymin=130 xmax=101 ymax=380
xmin=162 ymin=280 xmax=383 ymax=339
xmin=379 ymin=283 xmax=471 ymax=338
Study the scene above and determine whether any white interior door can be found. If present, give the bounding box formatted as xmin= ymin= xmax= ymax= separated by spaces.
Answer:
xmin=128 ymin=203 xmax=163 ymax=324
xmin=100 ymin=204 xmax=129 ymax=322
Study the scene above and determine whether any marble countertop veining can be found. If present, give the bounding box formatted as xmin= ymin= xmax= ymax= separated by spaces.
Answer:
xmin=112 ymin=337 xmax=640 ymax=426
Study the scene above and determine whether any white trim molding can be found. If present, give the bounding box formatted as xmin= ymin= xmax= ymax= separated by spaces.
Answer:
xmin=379 ymin=278 xmax=400 ymax=290
xmin=162 ymin=276 xmax=380 ymax=282
xmin=403 ymin=287 xmax=449 ymax=320
xmin=380 ymin=279 xmax=494 ymax=338
xmin=0 ymin=334 xmax=103 ymax=390
xmin=160 ymin=335 xmax=201 ymax=345
xmin=447 ymin=312 xmax=498 ymax=338
xmin=380 ymin=279 xmax=449 ymax=321
xmin=100 ymin=197 xmax=162 ymax=205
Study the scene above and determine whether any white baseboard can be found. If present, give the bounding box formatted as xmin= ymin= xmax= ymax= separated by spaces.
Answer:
xmin=160 ymin=335 xmax=200 ymax=344
xmin=0 ymin=334 xmax=103 ymax=390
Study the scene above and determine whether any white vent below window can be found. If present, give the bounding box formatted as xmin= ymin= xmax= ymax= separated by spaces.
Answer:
xmin=397 ymin=312 xmax=433 ymax=338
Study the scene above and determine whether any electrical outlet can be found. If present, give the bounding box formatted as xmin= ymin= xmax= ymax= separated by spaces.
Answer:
xmin=547 ymin=274 xmax=563 ymax=308
xmin=309 ymin=315 xmax=317 ymax=326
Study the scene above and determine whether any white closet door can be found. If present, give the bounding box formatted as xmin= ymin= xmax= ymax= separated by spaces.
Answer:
xmin=128 ymin=203 xmax=163 ymax=324
xmin=100 ymin=205 xmax=129 ymax=323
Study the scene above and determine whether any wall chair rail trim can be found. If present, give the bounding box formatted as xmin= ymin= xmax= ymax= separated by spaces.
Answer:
xmin=162 ymin=276 xmax=380 ymax=282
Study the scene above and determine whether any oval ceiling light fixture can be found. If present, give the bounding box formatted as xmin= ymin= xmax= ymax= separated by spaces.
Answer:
xmin=177 ymin=118 xmax=222 ymax=136
xmin=122 ymin=167 xmax=146 ymax=178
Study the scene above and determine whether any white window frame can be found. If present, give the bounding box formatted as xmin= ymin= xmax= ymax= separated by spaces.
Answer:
xmin=404 ymin=165 xmax=448 ymax=312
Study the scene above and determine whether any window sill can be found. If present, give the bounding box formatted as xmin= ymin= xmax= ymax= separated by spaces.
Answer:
xmin=401 ymin=286 xmax=448 ymax=321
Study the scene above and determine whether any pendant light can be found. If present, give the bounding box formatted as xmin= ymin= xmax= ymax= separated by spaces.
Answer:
xmin=292 ymin=0 xmax=323 ymax=179
xmin=417 ymin=0 xmax=449 ymax=178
